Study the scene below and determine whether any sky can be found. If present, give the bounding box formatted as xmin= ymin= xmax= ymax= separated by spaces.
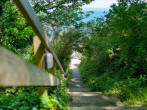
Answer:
xmin=82 ymin=0 xmax=118 ymax=9
xmin=82 ymin=0 xmax=118 ymax=22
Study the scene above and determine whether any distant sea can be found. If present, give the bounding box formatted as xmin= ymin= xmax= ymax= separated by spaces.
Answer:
xmin=82 ymin=8 xmax=109 ymax=22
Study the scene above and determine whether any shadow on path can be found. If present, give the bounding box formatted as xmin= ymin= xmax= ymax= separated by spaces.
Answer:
xmin=67 ymin=59 xmax=124 ymax=110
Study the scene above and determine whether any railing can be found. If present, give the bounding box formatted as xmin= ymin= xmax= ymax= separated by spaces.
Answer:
xmin=0 ymin=0 xmax=65 ymax=98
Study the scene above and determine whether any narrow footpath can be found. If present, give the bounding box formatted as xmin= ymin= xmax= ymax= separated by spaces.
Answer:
xmin=67 ymin=58 xmax=147 ymax=110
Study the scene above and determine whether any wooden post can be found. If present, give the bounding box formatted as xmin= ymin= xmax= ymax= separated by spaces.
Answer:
xmin=33 ymin=36 xmax=48 ymax=100
xmin=50 ymin=63 xmax=56 ymax=75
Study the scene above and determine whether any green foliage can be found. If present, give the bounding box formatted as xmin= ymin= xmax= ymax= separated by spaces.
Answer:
xmin=52 ymin=28 xmax=83 ymax=69
xmin=30 ymin=0 xmax=94 ymax=27
xmin=80 ymin=59 xmax=147 ymax=105
xmin=36 ymin=70 xmax=72 ymax=110
xmin=39 ymin=70 xmax=72 ymax=110
xmin=80 ymin=0 xmax=147 ymax=106
xmin=0 ymin=87 xmax=39 ymax=109
xmin=0 ymin=0 xmax=93 ymax=109
xmin=0 ymin=72 xmax=72 ymax=110
xmin=0 ymin=0 xmax=34 ymax=58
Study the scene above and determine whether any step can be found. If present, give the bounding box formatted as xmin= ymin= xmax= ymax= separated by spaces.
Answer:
xmin=70 ymin=78 xmax=83 ymax=82
xmin=68 ymin=92 xmax=102 ymax=96
xmin=70 ymin=80 xmax=83 ymax=84
xmin=69 ymin=79 xmax=84 ymax=86
xmin=71 ymin=74 xmax=81 ymax=78
xmin=67 ymin=107 xmax=147 ymax=110
xmin=71 ymin=72 xmax=80 ymax=75
xmin=71 ymin=68 xmax=80 ymax=73
xmin=69 ymin=87 xmax=91 ymax=92
xmin=69 ymin=95 xmax=122 ymax=106
xmin=69 ymin=83 xmax=85 ymax=88
xmin=69 ymin=81 xmax=84 ymax=85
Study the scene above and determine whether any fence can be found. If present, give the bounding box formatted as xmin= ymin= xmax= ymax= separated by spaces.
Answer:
xmin=0 ymin=0 xmax=65 ymax=98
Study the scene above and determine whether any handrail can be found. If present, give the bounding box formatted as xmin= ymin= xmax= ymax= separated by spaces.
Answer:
xmin=13 ymin=0 xmax=65 ymax=74
xmin=0 ymin=45 xmax=59 ymax=86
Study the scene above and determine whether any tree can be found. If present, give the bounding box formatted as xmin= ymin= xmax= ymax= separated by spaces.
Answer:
xmin=79 ymin=0 xmax=147 ymax=105
xmin=105 ymin=0 xmax=147 ymax=77
xmin=30 ymin=0 xmax=94 ymax=27
xmin=0 ymin=0 xmax=93 ymax=60
xmin=80 ymin=0 xmax=147 ymax=85
xmin=0 ymin=0 xmax=34 ymax=57
xmin=51 ymin=27 xmax=83 ymax=69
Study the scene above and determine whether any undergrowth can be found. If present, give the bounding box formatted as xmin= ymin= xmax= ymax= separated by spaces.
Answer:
xmin=79 ymin=0 xmax=147 ymax=106
xmin=0 ymin=70 xmax=72 ymax=110
xmin=80 ymin=59 xmax=147 ymax=106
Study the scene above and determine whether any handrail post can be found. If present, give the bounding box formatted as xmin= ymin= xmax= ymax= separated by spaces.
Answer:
xmin=33 ymin=36 xmax=48 ymax=102
xmin=50 ymin=63 xmax=56 ymax=75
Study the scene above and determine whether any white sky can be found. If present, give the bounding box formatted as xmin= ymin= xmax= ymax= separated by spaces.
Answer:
xmin=82 ymin=0 xmax=118 ymax=9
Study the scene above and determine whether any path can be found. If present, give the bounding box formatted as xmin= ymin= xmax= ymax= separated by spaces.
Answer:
xmin=67 ymin=58 xmax=147 ymax=110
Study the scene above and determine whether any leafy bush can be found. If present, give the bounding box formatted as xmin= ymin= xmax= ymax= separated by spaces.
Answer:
xmin=51 ymin=28 xmax=83 ymax=69
xmin=0 ymin=72 xmax=72 ymax=110
xmin=80 ymin=0 xmax=147 ymax=106
xmin=80 ymin=62 xmax=147 ymax=105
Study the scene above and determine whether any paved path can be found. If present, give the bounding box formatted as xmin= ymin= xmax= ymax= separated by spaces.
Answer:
xmin=67 ymin=59 xmax=147 ymax=110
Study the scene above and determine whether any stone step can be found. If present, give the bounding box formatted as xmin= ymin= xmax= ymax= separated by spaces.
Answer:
xmin=68 ymin=92 xmax=102 ymax=96
xmin=71 ymin=77 xmax=81 ymax=79
xmin=69 ymin=77 xmax=84 ymax=85
xmin=71 ymin=69 xmax=80 ymax=74
xmin=68 ymin=103 xmax=117 ymax=107
xmin=70 ymin=81 xmax=83 ymax=84
xmin=67 ymin=107 xmax=147 ymax=110
xmin=69 ymin=87 xmax=91 ymax=92
xmin=70 ymin=78 xmax=83 ymax=82
xmin=71 ymin=75 xmax=81 ymax=78
xmin=72 ymin=74 xmax=81 ymax=75
xmin=72 ymin=71 xmax=80 ymax=74
xmin=69 ymin=83 xmax=85 ymax=88
xmin=72 ymin=73 xmax=81 ymax=75
xmin=69 ymin=80 xmax=84 ymax=86
xmin=69 ymin=81 xmax=84 ymax=84
xmin=69 ymin=96 xmax=122 ymax=107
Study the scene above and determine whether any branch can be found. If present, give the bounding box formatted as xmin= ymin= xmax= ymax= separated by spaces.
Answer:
xmin=35 ymin=1 xmax=67 ymax=13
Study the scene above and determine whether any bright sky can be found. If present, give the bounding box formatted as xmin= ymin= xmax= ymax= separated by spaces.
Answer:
xmin=82 ymin=0 xmax=118 ymax=9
